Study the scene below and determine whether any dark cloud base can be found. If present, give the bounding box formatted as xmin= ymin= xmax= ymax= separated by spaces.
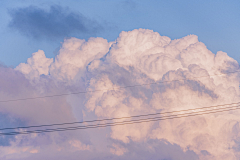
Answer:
xmin=21 ymin=139 xmax=198 ymax=160
xmin=8 ymin=5 xmax=103 ymax=40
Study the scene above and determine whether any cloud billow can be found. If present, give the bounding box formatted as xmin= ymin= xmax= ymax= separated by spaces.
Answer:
xmin=0 ymin=29 xmax=240 ymax=159
xmin=8 ymin=5 xmax=103 ymax=40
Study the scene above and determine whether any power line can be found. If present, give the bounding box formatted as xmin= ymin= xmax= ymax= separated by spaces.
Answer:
xmin=0 ymin=70 xmax=239 ymax=103
xmin=1 ymin=104 xmax=239 ymax=136
xmin=0 ymin=101 xmax=239 ymax=131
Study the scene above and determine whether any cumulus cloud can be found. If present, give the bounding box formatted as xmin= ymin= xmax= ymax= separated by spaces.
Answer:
xmin=8 ymin=5 xmax=104 ymax=40
xmin=0 ymin=29 xmax=240 ymax=159
xmin=15 ymin=50 xmax=53 ymax=79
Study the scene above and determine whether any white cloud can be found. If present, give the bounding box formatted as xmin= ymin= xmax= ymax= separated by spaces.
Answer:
xmin=1 ymin=29 xmax=240 ymax=159
xmin=15 ymin=50 xmax=53 ymax=80
xmin=49 ymin=37 xmax=109 ymax=83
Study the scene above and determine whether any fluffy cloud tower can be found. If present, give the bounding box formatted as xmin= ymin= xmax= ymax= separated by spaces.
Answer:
xmin=1 ymin=29 xmax=239 ymax=160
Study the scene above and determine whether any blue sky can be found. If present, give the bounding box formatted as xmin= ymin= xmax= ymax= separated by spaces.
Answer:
xmin=1 ymin=0 xmax=240 ymax=67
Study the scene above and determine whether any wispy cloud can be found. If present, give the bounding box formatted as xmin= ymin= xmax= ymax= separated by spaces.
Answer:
xmin=8 ymin=5 xmax=104 ymax=40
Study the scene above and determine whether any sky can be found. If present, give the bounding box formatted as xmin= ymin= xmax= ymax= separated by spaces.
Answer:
xmin=1 ymin=0 xmax=240 ymax=67
xmin=1 ymin=0 xmax=240 ymax=160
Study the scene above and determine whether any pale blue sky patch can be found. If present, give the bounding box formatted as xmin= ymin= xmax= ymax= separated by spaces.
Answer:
xmin=1 ymin=0 xmax=240 ymax=66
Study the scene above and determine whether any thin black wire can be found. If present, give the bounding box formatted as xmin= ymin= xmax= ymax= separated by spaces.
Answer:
xmin=1 ymin=105 xmax=239 ymax=136
xmin=0 ymin=70 xmax=239 ymax=103
xmin=1 ymin=101 xmax=239 ymax=131
xmin=8 ymin=104 xmax=240 ymax=133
